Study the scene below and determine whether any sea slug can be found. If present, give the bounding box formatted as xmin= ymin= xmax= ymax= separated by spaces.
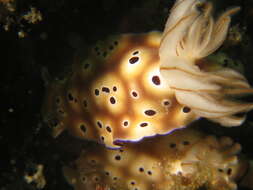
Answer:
xmin=42 ymin=0 xmax=253 ymax=149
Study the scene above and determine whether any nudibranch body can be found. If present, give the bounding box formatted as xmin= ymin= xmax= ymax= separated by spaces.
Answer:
xmin=43 ymin=32 xmax=197 ymax=148
xmin=42 ymin=0 xmax=253 ymax=148
xmin=63 ymin=128 xmax=248 ymax=190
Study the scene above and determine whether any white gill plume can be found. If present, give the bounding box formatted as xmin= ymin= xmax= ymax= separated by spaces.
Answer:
xmin=159 ymin=0 xmax=253 ymax=126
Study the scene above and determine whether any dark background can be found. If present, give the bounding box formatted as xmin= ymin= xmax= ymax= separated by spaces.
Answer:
xmin=1 ymin=0 xmax=253 ymax=189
